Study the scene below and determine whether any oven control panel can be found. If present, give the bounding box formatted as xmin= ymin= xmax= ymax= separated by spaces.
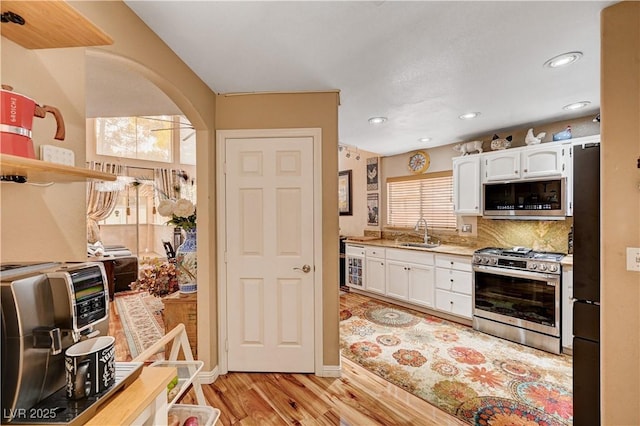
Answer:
xmin=473 ymin=254 xmax=561 ymax=274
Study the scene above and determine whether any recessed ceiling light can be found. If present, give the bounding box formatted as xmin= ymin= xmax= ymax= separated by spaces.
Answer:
xmin=418 ymin=137 xmax=431 ymax=143
xmin=368 ymin=116 xmax=387 ymax=125
xmin=544 ymin=51 xmax=583 ymax=68
xmin=459 ymin=112 xmax=480 ymax=120
xmin=563 ymin=101 xmax=591 ymax=111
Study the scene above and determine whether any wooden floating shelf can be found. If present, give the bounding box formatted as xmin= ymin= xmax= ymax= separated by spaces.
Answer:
xmin=0 ymin=154 xmax=117 ymax=183
xmin=1 ymin=1 xmax=113 ymax=49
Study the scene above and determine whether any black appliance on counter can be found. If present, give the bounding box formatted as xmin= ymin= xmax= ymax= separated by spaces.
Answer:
xmin=1 ymin=262 xmax=142 ymax=425
xmin=483 ymin=177 xmax=567 ymax=219
xmin=572 ymin=142 xmax=601 ymax=424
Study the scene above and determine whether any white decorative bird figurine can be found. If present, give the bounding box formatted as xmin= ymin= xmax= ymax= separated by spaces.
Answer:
xmin=525 ymin=128 xmax=546 ymax=145
xmin=553 ymin=125 xmax=572 ymax=141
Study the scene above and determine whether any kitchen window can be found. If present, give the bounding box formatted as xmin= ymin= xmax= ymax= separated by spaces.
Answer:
xmin=387 ymin=171 xmax=456 ymax=229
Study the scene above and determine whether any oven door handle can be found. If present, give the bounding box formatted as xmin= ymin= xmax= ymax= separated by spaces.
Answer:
xmin=473 ymin=265 xmax=560 ymax=283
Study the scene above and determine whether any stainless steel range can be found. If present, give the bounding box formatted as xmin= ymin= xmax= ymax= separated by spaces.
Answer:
xmin=472 ymin=247 xmax=564 ymax=354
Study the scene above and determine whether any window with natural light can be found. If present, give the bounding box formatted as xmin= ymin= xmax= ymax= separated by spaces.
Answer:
xmin=95 ymin=116 xmax=174 ymax=162
xmin=386 ymin=172 xmax=457 ymax=229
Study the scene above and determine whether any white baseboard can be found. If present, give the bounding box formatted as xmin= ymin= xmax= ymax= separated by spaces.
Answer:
xmin=319 ymin=364 xmax=342 ymax=377
xmin=198 ymin=365 xmax=219 ymax=384
xmin=199 ymin=364 xmax=340 ymax=381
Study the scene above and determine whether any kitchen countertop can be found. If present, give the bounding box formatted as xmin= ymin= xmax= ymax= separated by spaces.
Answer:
xmin=344 ymin=238 xmax=478 ymax=257
xmin=561 ymin=254 xmax=573 ymax=266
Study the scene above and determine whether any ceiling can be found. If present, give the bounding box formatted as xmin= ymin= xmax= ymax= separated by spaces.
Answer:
xmin=89 ymin=1 xmax=612 ymax=156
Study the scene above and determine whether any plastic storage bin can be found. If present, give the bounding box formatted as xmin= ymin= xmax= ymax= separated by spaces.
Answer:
xmin=150 ymin=360 xmax=204 ymax=406
xmin=168 ymin=404 xmax=221 ymax=426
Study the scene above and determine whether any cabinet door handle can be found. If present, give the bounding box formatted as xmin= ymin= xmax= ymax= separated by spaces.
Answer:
xmin=523 ymin=169 xmax=528 ymax=172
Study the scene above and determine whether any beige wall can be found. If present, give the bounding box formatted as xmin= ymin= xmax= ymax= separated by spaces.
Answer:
xmin=338 ymin=148 xmax=380 ymax=237
xmin=1 ymin=42 xmax=88 ymax=262
xmin=601 ymin=2 xmax=640 ymax=423
xmin=1 ymin=1 xmax=341 ymax=372
xmin=1 ymin=0 xmax=219 ymax=368
xmin=216 ymin=92 xmax=341 ymax=366
xmin=71 ymin=0 xmax=220 ymax=370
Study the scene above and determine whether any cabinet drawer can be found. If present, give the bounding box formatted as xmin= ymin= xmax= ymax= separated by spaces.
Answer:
xmin=449 ymin=292 xmax=472 ymax=318
xmin=365 ymin=247 xmax=385 ymax=259
xmin=386 ymin=248 xmax=435 ymax=265
xmin=435 ymin=268 xmax=472 ymax=295
xmin=435 ymin=254 xmax=472 ymax=272
xmin=346 ymin=245 xmax=365 ymax=256
xmin=435 ymin=289 xmax=472 ymax=319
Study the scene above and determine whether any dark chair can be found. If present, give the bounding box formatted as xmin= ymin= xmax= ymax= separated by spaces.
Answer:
xmin=163 ymin=241 xmax=176 ymax=259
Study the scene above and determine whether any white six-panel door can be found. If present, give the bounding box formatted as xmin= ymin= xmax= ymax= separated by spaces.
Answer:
xmin=224 ymin=135 xmax=316 ymax=372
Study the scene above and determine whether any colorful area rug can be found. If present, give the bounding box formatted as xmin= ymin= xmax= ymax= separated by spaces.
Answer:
xmin=340 ymin=298 xmax=573 ymax=425
xmin=114 ymin=290 xmax=165 ymax=358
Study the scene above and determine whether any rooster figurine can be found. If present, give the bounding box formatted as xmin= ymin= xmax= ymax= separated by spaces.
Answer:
xmin=525 ymin=128 xmax=546 ymax=145
xmin=553 ymin=125 xmax=572 ymax=141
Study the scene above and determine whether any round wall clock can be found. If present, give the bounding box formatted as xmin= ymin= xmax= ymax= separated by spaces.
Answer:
xmin=408 ymin=150 xmax=430 ymax=174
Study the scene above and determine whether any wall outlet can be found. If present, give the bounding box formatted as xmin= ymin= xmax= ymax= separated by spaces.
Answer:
xmin=461 ymin=224 xmax=472 ymax=233
xmin=627 ymin=247 xmax=640 ymax=272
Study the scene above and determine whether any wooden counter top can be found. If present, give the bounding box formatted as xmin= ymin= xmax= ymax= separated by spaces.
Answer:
xmin=344 ymin=238 xmax=478 ymax=257
xmin=86 ymin=366 xmax=176 ymax=425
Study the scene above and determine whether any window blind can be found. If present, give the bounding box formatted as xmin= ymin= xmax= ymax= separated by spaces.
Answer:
xmin=387 ymin=171 xmax=457 ymax=229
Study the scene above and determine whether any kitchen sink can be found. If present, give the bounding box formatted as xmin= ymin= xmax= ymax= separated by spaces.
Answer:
xmin=398 ymin=242 xmax=441 ymax=249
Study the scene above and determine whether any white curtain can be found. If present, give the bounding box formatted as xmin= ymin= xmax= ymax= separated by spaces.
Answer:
xmin=86 ymin=162 xmax=127 ymax=243
xmin=153 ymin=168 xmax=182 ymax=201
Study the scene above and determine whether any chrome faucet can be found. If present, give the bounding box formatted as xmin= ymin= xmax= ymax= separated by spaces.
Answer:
xmin=414 ymin=217 xmax=429 ymax=243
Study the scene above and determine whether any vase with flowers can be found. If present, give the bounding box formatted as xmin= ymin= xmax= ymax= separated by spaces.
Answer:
xmin=130 ymin=258 xmax=179 ymax=297
xmin=158 ymin=198 xmax=197 ymax=293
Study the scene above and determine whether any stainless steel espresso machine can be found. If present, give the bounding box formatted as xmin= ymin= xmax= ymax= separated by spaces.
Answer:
xmin=1 ymin=262 xmax=110 ymax=424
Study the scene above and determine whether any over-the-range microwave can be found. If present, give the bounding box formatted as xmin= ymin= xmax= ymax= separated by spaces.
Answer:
xmin=483 ymin=177 xmax=567 ymax=220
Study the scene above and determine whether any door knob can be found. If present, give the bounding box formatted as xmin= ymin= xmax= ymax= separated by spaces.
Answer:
xmin=294 ymin=264 xmax=311 ymax=273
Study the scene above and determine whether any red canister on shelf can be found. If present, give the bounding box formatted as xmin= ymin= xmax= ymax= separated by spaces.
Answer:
xmin=1 ymin=85 xmax=65 ymax=159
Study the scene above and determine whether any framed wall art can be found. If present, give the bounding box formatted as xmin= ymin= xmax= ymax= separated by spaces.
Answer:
xmin=338 ymin=170 xmax=353 ymax=216
xmin=367 ymin=193 xmax=379 ymax=226
xmin=367 ymin=157 xmax=379 ymax=191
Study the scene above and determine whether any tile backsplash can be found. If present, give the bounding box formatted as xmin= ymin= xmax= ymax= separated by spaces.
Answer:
xmin=378 ymin=217 xmax=573 ymax=253
xmin=475 ymin=218 xmax=573 ymax=253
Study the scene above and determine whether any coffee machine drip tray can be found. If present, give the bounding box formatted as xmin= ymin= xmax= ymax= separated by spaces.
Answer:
xmin=8 ymin=363 xmax=143 ymax=425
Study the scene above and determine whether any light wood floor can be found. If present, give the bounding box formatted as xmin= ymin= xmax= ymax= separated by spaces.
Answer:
xmin=109 ymin=293 xmax=465 ymax=425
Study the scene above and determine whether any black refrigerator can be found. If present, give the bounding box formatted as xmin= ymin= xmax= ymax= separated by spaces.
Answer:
xmin=572 ymin=142 xmax=600 ymax=425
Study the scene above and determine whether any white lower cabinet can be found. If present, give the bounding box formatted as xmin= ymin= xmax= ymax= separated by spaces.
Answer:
xmin=407 ymin=263 xmax=436 ymax=308
xmin=386 ymin=260 xmax=410 ymax=300
xmin=385 ymin=249 xmax=435 ymax=307
xmin=435 ymin=289 xmax=472 ymax=318
xmin=365 ymin=248 xmax=386 ymax=295
xmin=350 ymin=244 xmax=472 ymax=320
xmin=434 ymin=254 xmax=473 ymax=319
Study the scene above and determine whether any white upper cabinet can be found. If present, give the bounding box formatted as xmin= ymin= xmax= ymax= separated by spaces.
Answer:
xmin=483 ymin=150 xmax=521 ymax=182
xmin=452 ymin=155 xmax=482 ymax=215
xmin=521 ymin=144 xmax=569 ymax=179
xmin=482 ymin=143 xmax=571 ymax=183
